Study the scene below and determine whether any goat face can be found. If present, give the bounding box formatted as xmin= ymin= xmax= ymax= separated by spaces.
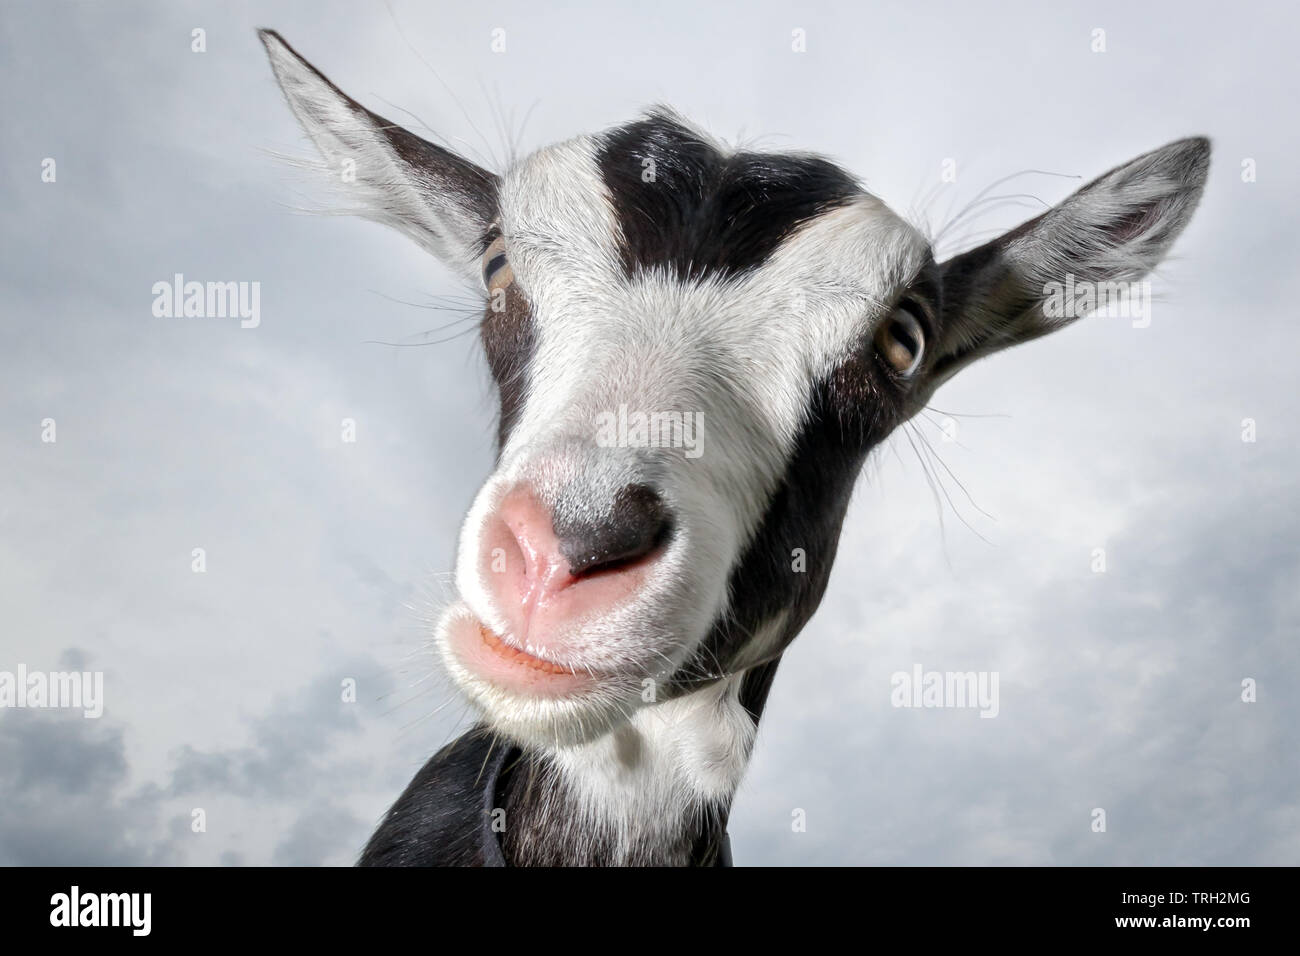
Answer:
xmin=262 ymin=31 xmax=1209 ymax=748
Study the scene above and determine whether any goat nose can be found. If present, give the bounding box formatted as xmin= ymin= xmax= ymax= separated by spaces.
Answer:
xmin=555 ymin=484 xmax=670 ymax=577
xmin=489 ymin=484 xmax=670 ymax=612
xmin=479 ymin=484 xmax=672 ymax=653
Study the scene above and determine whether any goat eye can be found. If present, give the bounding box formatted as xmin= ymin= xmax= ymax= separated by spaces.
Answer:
xmin=876 ymin=305 xmax=925 ymax=377
xmin=483 ymin=251 xmax=508 ymax=285
xmin=481 ymin=234 xmax=512 ymax=290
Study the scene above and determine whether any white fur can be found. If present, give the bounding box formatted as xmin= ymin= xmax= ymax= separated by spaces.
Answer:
xmin=551 ymin=673 xmax=757 ymax=859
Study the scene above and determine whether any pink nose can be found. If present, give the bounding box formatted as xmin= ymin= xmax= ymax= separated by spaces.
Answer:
xmin=496 ymin=492 xmax=578 ymax=604
xmin=480 ymin=485 xmax=670 ymax=642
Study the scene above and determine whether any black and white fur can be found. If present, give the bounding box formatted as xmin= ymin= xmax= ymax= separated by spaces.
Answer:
xmin=259 ymin=30 xmax=1210 ymax=866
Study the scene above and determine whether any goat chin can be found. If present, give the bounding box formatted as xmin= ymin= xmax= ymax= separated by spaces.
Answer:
xmin=435 ymin=601 xmax=674 ymax=749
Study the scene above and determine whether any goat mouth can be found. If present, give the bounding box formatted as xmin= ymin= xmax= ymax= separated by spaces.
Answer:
xmin=477 ymin=625 xmax=575 ymax=676
xmin=440 ymin=607 xmax=607 ymax=701
xmin=439 ymin=603 xmax=691 ymax=746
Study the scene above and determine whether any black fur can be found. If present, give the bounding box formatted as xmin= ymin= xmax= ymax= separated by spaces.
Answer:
xmin=360 ymin=725 xmax=734 ymax=866
xmin=596 ymin=109 xmax=862 ymax=282
xmin=555 ymin=483 xmax=670 ymax=576
xmin=358 ymin=726 xmax=514 ymax=866
xmin=480 ymin=281 xmax=535 ymax=450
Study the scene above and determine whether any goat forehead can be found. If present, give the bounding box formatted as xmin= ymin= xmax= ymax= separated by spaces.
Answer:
xmin=497 ymin=124 xmax=930 ymax=376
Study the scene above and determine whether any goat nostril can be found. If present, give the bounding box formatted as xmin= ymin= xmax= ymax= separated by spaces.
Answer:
xmin=556 ymin=484 xmax=671 ymax=579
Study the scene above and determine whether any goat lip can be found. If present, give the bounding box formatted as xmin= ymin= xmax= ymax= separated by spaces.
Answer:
xmin=477 ymin=624 xmax=577 ymax=676
xmin=442 ymin=608 xmax=608 ymax=700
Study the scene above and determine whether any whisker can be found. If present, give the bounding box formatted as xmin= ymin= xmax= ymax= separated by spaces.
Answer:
xmin=363 ymin=323 xmax=484 ymax=348
xmin=906 ymin=422 xmax=993 ymax=546
xmin=900 ymin=423 xmax=950 ymax=558
xmin=912 ymin=421 xmax=996 ymax=523
xmin=382 ymin=0 xmax=501 ymax=171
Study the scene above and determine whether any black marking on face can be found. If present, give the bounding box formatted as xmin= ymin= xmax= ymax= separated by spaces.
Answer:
xmin=672 ymin=373 xmax=898 ymax=699
xmin=596 ymin=109 xmax=863 ymax=282
xmin=900 ymin=257 xmax=941 ymax=330
xmin=670 ymin=262 xmax=943 ymax=711
xmin=480 ymin=281 xmax=534 ymax=452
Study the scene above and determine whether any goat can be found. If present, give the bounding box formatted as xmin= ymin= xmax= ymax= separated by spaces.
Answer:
xmin=259 ymin=30 xmax=1210 ymax=866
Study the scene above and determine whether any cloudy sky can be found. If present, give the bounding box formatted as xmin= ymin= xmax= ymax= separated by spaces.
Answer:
xmin=2 ymin=0 xmax=1296 ymax=865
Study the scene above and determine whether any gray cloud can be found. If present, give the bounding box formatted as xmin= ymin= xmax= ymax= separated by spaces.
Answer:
xmin=0 ymin=710 xmax=179 ymax=866
xmin=0 ymin=654 xmax=395 ymax=865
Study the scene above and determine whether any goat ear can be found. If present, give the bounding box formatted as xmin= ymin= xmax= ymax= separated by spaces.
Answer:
xmin=258 ymin=30 xmax=498 ymax=282
xmin=926 ymin=137 xmax=1210 ymax=392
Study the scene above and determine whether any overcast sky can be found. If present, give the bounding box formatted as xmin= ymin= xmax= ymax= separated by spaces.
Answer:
xmin=2 ymin=0 xmax=1296 ymax=865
